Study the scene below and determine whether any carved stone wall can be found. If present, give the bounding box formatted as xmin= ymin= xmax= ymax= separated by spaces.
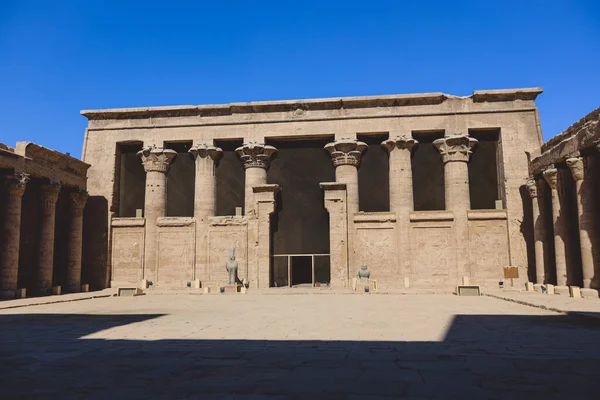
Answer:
xmin=207 ymin=217 xmax=248 ymax=286
xmin=467 ymin=211 xmax=509 ymax=285
xmin=111 ymin=220 xmax=145 ymax=286
xmin=156 ymin=218 xmax=195 ymax=287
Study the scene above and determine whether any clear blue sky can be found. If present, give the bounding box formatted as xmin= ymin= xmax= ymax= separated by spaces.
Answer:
xmin=1 ymin=0 xmax=599 ymax=157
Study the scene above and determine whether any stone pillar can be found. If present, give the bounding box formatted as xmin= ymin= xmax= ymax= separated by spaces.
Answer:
xmin=37 ymin=182 xmax=61 ymax=293
xmin=433 ymin=134 xmax=478 ymax=211
xmin=189 ymin=143 xmax=223 ymax=220
xmin=434 ymin=134 xmax=478 ymax=281
xmin=543 ymin=166 xmax=568 ymax=288
xmin=381 ymin=136 xmax=418 ymax=212
xmin=138 ymin=146 xmax=177 ymax=283
xmin=566 ymin=156 xmax=598 ymax=289
xmin=526 ymin=177 xmax=548 ymax=285
xmin=250 ymin=184 xmax=280 ymax=289
xmin=66 ymin=190 xmax=88 ymax=292
xmin=235 ymin=143 xmax=277 ymax=216
xmin=381 ymin=135 xmax=418 ymax=282
xmin=324 ymin=139 xmax=368 ymax=214
xmin=0 ymin=173 xmax=29 ymax=298
xmin=320 ymin=182 xmax=349 ymax=288
xmin=189 ymin=143 xmax=223 ymax=283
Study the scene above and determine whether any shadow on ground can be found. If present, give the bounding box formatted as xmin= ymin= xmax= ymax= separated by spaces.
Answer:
xmin=1 ymin=312 xmax=599 ymax=399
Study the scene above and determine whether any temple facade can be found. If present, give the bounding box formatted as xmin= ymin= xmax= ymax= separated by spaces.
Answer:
xmin=80 ymin=88 xmax=544 ymax=291
xmin=527 ymin=106 xmax=600 ymax=298
xmin=0 ymin=142 xmax=90 ymax=298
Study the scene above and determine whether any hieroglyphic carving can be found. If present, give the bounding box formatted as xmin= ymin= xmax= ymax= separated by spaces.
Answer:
xmin=411 ymin=224 xmax=455 ymax=285
xmin=208 ymin=226 xmax=248 ymax=284
xmin=468 ymin=219 xmax=509 ymax=282
xmin=111 ymin=228 xmax=144 ymax=283
xmin=157 ymin=228 xmax=195 ymax=285
xmin=354 ymin=226 xmax=396 ymax=284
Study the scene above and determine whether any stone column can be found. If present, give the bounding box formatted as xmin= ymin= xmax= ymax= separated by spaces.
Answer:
xmin=235 ymin=143 xmax=277 ymax=216
xmin=324 ymin=139 xmax=368 ymax=214
xmin=189 ymin=143 xmax=223 ymax=283
xmin=526 ymin=177 xmax=548 ymax=285
xmin=543 ymin=166 xmax=568 ymax=288
xmin=250 ymin=184 xmax=280 ymax=289
xmin=381 ymin=136 xmax=418 ymax=283
xmin=566 ymin=156 xmax=598 ymax=289
xmin=37 ymin=182 xmax=61 ymax=293
xmin=381 ymin=136 xmax=418 ymax=212
xmin=320 ymin=183 xmax=349 ymax=288
xmin=66 ymin=190 xmax=88 ymax=292
xmin=434 ymin=134 xmax=478 ymax=281
xmin=433 ymin=134 xmax=478 ymax=211
xmin=138 ymin=146 xmax=177 ymax=283
xmin=0 ymin=173 xmax=29 ymax=298
xmin=189 ymin=143 xmax=223 ymax=220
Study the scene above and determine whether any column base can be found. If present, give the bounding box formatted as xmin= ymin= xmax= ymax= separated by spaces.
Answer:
xmin=580 ymin=288 xmax=599 ymax=299
xmin=554 ymin=285 xmax=570 ymax=296
xmin=533 ymin=284 xmax=543 ymax=292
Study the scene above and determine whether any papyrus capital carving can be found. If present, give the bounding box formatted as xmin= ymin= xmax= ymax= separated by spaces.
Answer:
xmin=189 ymin=143 xmax=223 ymax=163
xmin=69 ymin=190 xmax=89 ymax=213
xmin=235 ymin=142 xmax=277 ymax=169
xmin=324 ymin=138 xmax=368 ymax=167
xmin=566 ymin=157 xmax=584 ymax=181
xmin=5 ymin=173 xmax=29 ymax=197
xmin=433 ymin=134 xmax=478 ymax=164
xmin=137 ymin=146 xmax=177 ymax=173
xmin=381 ymin=135 xmax=418 ymax=153
xmin=543 ymin=167 xmax=558 ymax=190
xmin=40 ymin=182 xmax=61 ymax=209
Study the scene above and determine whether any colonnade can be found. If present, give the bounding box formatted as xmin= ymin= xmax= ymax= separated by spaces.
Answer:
xmin=528 ymin=151 xmax=600 ymax=295
xmin=0 ymin=174 xmax=88 ymax=298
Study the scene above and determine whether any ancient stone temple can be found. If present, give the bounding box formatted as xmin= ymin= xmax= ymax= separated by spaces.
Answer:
xmin=527 ymin=106 xmax=600 ymax=298
xmin=0 ymin=142 xmax=90 ymax=298
xmin=81 ymin=88 xmax=544 ymax=291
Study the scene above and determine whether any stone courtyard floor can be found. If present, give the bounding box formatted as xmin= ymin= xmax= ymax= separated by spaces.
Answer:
xmin=1 ymin=293 xmax=599 ymax=399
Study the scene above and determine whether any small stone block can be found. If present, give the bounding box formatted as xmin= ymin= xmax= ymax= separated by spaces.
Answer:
xmin=16 ymin=288 xmax=26 ymax=299
xmin=135 ymin=209 xmax=143 ymax=218
xmin=140 ymin=279 xmax=149 ymax=289
xmin=404 ymin=276 xmax=410 ymax=288
xmin=223 ymin=285 xmax=241 ymax=293
xmin=235 ymin=207 xmax=243 ymax=216
xmin=546 ymin=284 xmax=555 ymax=295
xmin=533 ymin=283 xmax=543 ymax=292
xmin=81 ymin=284 xmax=89 ymax=293
xmin=462 ymin=276 xmax=470 ymax=285
xmin=525 ymin=282 xmax=534 ymax=292
xmin=118 ymin=287 xmax=142 ymax=297
xmin=569 ymin=286 xmax=581 ymax=298
xmin=555 ymin=285 xmax=569 ymax=296
xmin=580 ymin=288 xmax=599 ymax=299
xmin=240 ymin=287 xmax=247 ymax=294
xmin=193 ymin=279 xmax=201 ymax=289
xmin=456 ymin=285 xmax=480 ymax=296
xmin=352 ymin=277 xmax=357 ymax=291
xmin=52 ymin=286 xmax=61 ymax=295
xmin=203 ymin=287 xmax=210 ymax=294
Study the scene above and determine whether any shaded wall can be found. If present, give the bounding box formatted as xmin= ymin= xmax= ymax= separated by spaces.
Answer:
xmin=165 ymin=141 xmax=194 ymax=217
xmin=117 ymin=143 xmax=145 ymax=217
xmin=469 ymin=130 xmax=500 ymax=210
xmin=17 ymin=179 xmax=41 ymax=292
xmin=52 ymin=189 xmax=70 ymax=288
xmin=267 ymin=139 xmax=333 ymax=255
xmin=215 ymin=140 xmax=244 ymax=216
xmin=412 ymin=132 xmax=445 ymax=211
xmin=358 ymin=134 xmax=389 ymax=212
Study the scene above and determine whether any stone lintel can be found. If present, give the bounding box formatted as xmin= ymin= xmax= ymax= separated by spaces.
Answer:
xmin=472 ymin=87 xmax=543 ymax=103
xmin=252 ymin=184 xmax=281 ymax=194
xmin=467 ymin=210 xmax=508 ymax=221
xmin=320 ymin=182 xmax=347 ymax=191
xmin=111 ymin=217 xmax=145 ymax=227
xmin=208 ymin=216 xmax=248 ymax=226
xmin=156 ymin=217 xmax=195 ymax=227
xmin=353 ymin=212 xmax=397 ymax=223
xmin=409 ymin=211 xmax=454 ymax=222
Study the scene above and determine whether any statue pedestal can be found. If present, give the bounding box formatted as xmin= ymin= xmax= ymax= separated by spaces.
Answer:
xmin=222 ymin=284 xmax=241 ymax=293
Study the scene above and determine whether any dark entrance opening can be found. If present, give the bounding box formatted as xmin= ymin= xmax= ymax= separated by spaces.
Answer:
xmin=267 ymin=138 xmax=334 ymax=287
xmin=115 ymin=142 xmax=145 ymax=217
xmin=412 ymin=132 xmax=445 ymax=211
xmin=165 ymin=141 xmax=194 ymax=217
xmin=357 ymin=133 xmax=389 ymax=212
xmin=468 ymin=129 xmax=502 ymax=210
xmin=215 ymin=139 xmax=245 ymax=216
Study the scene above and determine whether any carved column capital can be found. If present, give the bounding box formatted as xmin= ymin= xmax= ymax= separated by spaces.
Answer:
xmin=40 ymin=182 xmax=61 ymax=209
xmin=566 ymin=157 xmax=584 ymax=181
xmin=433 ymin=134 xmax=478 ymax=164
xmin=5 ymin=173 xmax=29 ymax=197
xmin=189 ymin=143 xmax=223 ymax=163
xmin=69 ymin=190 xmax=89 ymax=213
xmin=137 ymin=146 xmax=177 ymax=173
xmin=235 ymin=142 xmax=277 ymax=169
xmin=381 ymin=135 xmax=418 ymax=153
xmin=542 ymin=167 xmax=558 ymax=190
xmin=526 ymin=177 xmax=547 ymax=199
xmin=324 ymin=138 xmax=368 ymax=167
